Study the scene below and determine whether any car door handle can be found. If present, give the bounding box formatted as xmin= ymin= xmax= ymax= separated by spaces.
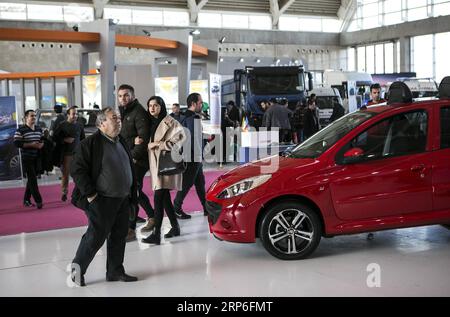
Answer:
xmin=411 ymin=164 xmax=426 ymax=173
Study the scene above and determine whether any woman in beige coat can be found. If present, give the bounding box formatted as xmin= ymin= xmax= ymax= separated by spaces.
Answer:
xmin=140 ymin=96 xmax=186 ymax=245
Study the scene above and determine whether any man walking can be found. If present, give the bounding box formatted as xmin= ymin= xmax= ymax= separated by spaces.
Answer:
xmin=173 ymin=93 xmax=207 ymax=219
xmin=14 ymin=110 xmax=44 ymax=209
xmin=70 ymin=107 xmax=138 ymax=287
xmin=117 ymin=84 xmax=154 ymax=241
xmin=54 ymin=106 xmax=85 ymax=201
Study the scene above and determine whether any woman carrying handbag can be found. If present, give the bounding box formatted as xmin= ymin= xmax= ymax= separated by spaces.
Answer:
xmin=139 ymin=96 xmax=187 ymax=245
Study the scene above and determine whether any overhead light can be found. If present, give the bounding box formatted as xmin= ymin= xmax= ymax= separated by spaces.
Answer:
xmin=294 ymin=60 xmax=300 ymax=65
xmin=164 ymin=60 xmax=172 ymax=64
xmin=111 ymin=18 xmax=119 ymax=25
xmin=239 ymin=58 xmax=245 ymax=63
xmin=190 ymin=29 xmax=201 ymax=36
xmin=256 ymin=58 xmax=261 ymax=63
xmin=95 ymin=60 xmax=102 ymax=67
xmin=142 ymin=29 xmax=151 ymax=37
xmin=275 ymin=59 xmax=281 ymax=64
xmin=219 ymin=57 xmax=224 ymax=62
xmin=219 ymin=36 xmax=226 ymax=44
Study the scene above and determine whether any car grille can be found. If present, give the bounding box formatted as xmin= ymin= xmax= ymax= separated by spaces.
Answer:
xmin=205 ymin=200 xmax=222 ymax=225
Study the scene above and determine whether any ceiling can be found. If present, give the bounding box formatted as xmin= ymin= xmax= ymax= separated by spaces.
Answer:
xmin=26 ymin=0 xmax=343 ymax=17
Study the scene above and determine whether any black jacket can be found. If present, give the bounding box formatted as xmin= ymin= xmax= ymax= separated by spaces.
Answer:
xmin=119 ymin=99 xmax=151 ymax=167
xmin=70 ymin=131 xmax=138 ymax=211
xmin=303 ymin=108 xmax=320 ymax=139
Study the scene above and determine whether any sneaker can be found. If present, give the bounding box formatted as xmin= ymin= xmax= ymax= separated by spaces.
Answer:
xmin=71 ymin=268 xmax=86 ymax=287
xmin=23 ymin=200 xmax=34 ymax=207
xmin=126 ymin=229 xmax=136 ymax=242
xmin=141 ymin=233 xmax=161 ymax=245
xmin=36 ymin=202 xmax=43 ymax=209
xmin=140 ymin=218 xmax=155 ymax=232
xmin=61 ymin=194 xmax=67 ymax=202
xmin=175 ymin=210 xmax=191 ymax=219
xmin=164 ymin=226 xmax=180 ymax=239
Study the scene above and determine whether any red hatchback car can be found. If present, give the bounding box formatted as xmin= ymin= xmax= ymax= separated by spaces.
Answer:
xmin=206 ymin=78 xmax=450 ymax=260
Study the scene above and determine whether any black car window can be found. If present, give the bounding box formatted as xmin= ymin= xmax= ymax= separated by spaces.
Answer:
xmin=441 ymin=107 xmax=450 ymax=149
xmin=337 ymin=110 xmax=428 ymax=164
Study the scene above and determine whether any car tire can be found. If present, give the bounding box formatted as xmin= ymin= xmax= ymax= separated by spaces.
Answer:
xmin=8 ymin=154 xmax=21 ymax=178
xmin=259 ymin=201 xmax=322 ymax=260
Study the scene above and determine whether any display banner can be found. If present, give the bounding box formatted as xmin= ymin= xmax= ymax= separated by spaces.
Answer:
xmin=83 ymin=75 xmax=101 ymax=108
xmin=155 ymin=77 xmax=179 ymax=106
xmin=209 ymin=73 xmax=221 ymax=128
xmin=0 ymin=96 xmax=21 ymax=181
xmin=347 ymin=80 xmax=358 ymax=113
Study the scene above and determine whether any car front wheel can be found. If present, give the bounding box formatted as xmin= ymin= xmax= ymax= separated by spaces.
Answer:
xmin=259 ymin=201 xmax=322 ymax=260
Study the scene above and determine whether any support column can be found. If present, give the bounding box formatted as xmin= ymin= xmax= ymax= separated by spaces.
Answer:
xmin=51 ymin=77 xmax=56 ymax=107
xmin=20 ymin=78 xmax=26 ymax=112
xmin=35 ymin=78 xmax=42 ymax=109
xmin=399 ymin=37 xmax=411 ymax=73
xmin=79 ymin=19 xmax=116 ymax=108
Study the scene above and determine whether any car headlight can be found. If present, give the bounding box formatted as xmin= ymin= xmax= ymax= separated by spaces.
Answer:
xmin=217 ymin=174 xmax=272 ymax=199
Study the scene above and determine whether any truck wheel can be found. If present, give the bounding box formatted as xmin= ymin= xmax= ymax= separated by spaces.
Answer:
xmin=259 ymin=201 xmax=322 ymax=260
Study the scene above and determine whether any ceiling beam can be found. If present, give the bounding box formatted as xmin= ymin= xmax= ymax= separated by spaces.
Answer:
xmin=187 ymin=0 xmax=209 ymax=24
xmin=270 ymin=0 xmax=296 ymax=29
xmin=338 ymin=0 xmax=357 ymax=32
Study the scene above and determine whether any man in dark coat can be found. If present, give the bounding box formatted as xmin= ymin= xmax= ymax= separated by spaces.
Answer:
xmin=117 ymin=84 xmax=154 ymax=241
xmin=70 ymin=107 xmax=138 ymax=287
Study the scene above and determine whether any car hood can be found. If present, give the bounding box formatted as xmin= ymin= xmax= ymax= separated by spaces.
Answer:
xmin=215 ymin=155 xmax=317 ymax=187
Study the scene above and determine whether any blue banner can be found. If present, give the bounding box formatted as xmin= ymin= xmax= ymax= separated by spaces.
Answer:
xmin=0 ymin=96 xmax=21 ymax=181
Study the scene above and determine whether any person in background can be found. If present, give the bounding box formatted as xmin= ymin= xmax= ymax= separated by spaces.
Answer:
xmin=303 ymin=98 xmax=320 ymax=140
xmin=117 ymin=84 xmax=154 ymax=241
xmin=173 ymin=93 xmax=207 ymax=219
xmin=170 ymin=103 xmax=185 ymax=123
xmin=292 ymin=101 xmax=306 ymax=143
xmin=54 ymin=106 xmax=85 ymax=202
xmin=262 ymin=98 xmax=292 ymax=143
xmin=366 ymin=83 xmax=386 ymax=106
xmin=14 ymin=110 xmax=44 ymax=209
xmin=49 ymin=104 xmax=66 ymax=140
xmin=140 ymin=96 xmax=186 ymax=245
xmin=329 ymin=99 xmax=346 ymax=123
xmin=70 ymin=107 xmax=138 ymax=286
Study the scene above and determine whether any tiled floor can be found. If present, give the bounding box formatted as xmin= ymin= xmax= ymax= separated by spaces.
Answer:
xmin=0 ymin=213 xmax=449 ymax=297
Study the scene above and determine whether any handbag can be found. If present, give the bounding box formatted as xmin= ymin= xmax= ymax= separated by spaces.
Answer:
xmin=158 ymin=150 xmax=186 ymax=176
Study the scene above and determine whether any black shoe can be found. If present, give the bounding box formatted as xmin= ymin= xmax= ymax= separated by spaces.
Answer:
xmin=175 ymin=210 xmax=191 ymax=219
xmin=136 ymin=216 xmax=146 ymax=223
xmin=23 ymin=200 xmax=34 ymax=207
xmin=36 ymin=202 xmax=43 ymax=209
xmin=141 ymin=233 xmax=161 ymax=245
xmin=164 ymin=226 xmax=180 ymax=239
xmin=106 ymin=272 xmax=138 ymax=283
xmin=71 ymin=269 xmax=86 ymax=287
xmin=61 ymin=194 xmax=67 ymax=202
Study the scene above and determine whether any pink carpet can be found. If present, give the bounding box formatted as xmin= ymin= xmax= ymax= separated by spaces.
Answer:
xmin=0 ymin=171 xmax=225 ymax=236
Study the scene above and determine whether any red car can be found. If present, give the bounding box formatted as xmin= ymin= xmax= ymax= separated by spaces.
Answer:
xmin=206 ymin=78 xmax=450 ymax=260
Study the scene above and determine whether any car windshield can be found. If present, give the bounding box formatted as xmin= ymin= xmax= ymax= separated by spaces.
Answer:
xmin=287 ymin=111 xmax=378 ymax=159
xmin=316 ymin=96 xmax=340 ymax=109
xmin=249 ymin=74 xmax=303 ymax=95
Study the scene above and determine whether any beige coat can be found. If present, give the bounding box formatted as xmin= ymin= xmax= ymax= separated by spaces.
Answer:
xmin=148 ymin=115 xmax=186 ymax=191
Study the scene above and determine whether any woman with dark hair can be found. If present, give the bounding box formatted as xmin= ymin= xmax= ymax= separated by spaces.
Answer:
xmin=138 ymin=96 xmax=186 ymax=245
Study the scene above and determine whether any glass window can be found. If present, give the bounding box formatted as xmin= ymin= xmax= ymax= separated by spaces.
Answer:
xmin=299 ymin=17 xmax=322 ymax=32
xmin=384 ymin=42 xmax=394 ymax=73
xmin=322 ymin=18 xmax=342 ymax=33
xmin=363 ymin=16 xmax=380 ymax=29
xmin=279 ymin=16 xmax=299 ymax=31
xmin=408 ymin=6 xmax=428 ymax=21
xmin=104 ymin=8 xmax=132 ymax=24
xmin=366 ymin=45 xmax=375 ymax=74
xmin=357 ymin=46 xmax=366 ymax=72
xmin=408 ymin=0 xmax=427 ymax=8
xmin=434 ymin=2 xmax=450 ymax=17
xmin=198 ymin=12 xmax=221 ymax=28
xmin=412 ymin=34 xmax=433 ymax=78
xmin=248 ymin=15 xmax=271 ymax=30
xmin=28 ymin=4 xmax=63 ymax=21
xmin=384 ymin=0 xmax=402 ymax=13
xmin=163 ymin=10 xmax=189 ymax=26
xmin=222 ymin=14 xmax=249 ymax=29
xmin=132 ymin=9 xmax=163 ymax=25
xmin=340 ymin=110 xmax=428 ymax=163
xmin=63 ymin=6 xmax=94 ymax=23
xmin=0 ymin=3 xmax=26 ymax=20
xmin=375 ymin=44 xmax=384 ymax=73
xmin=363 ymin=2 xmax=379 ymax=18
xmin=441 ymin=107 xmax=450 ymax=149
xmin=348 ymin=47 xmax=356 ymax=72
xmin=384 ymin=12 xmax=403 ymax=25
xmin=435 ymin=32 xmax=450 ymax=84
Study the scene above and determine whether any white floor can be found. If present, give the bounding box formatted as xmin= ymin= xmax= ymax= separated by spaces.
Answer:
xmin=0 ymin=213 xmax=449 ymax=297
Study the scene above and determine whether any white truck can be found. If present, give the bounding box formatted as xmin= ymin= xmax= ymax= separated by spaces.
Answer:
xmin=310 ymin=87 xmax=344 ymax=127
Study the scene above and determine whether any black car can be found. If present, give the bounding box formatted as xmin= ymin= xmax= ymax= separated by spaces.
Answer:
xmin=0 ymin=123 xmax=21 ymax=179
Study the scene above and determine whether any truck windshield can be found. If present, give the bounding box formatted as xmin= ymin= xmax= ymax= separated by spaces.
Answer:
xmin=287 ymin=111 xmax=377 ymax=159
xmin=249 ymin=74 xmax=303 ymax=95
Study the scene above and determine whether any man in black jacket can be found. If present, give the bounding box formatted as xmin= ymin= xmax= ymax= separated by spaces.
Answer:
xmin=117 ymin=84 xmax=154 ymax=241
xmin=70 ymin=107 xmax=138 ymax=287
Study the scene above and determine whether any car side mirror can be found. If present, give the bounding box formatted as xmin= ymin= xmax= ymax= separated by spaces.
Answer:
xmin=342 ymin=147 xmax=364 ymax=164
